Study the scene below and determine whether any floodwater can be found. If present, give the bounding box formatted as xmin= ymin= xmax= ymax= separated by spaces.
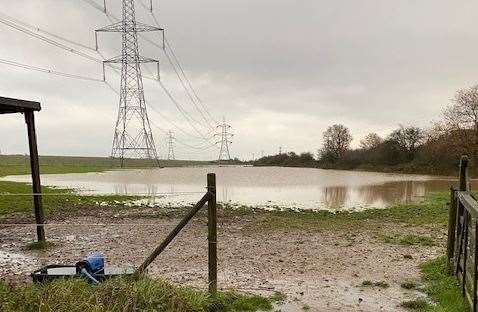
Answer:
xmin=1 ymin=166 xmax=462 ymax=211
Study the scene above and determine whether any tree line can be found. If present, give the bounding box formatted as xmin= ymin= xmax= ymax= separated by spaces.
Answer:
xmin=254 ymin=84 xmax=478 ymax=175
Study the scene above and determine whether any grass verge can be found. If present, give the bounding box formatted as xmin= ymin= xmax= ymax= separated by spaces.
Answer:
xmin=0 ymin=180 xmax=140 ymax=217
xmin=383 ymin=234 xmax=436 ymax=247
xmin=0 ymin=154 xmax=213 ymax=177
xmin=0 ymin=277 xmax=273 ymax=312
xmin=239 ymin=192 xmax=449 ymax=233
xmin=401 ymin=256 xmax=468 ymax=311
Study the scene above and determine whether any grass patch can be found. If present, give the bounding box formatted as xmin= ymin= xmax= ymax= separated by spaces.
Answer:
xmin=401 ymin=280 xmax=418 ymax=290
xmin=383 ymin=234 xmax=435 ymax=247
xmin=0 ymin=154 xmax=212 ymax=177
xmin=401 ymin=299 xmax=429 ymax=310
xmin=270 ymin=291 xmax=287 ymax=303
xmin=242 ymin=192 xmax=449 ymax=233
xmin=0 ymin=277 xmax=272 ymax=312
xmin=402 ymin=256 xmax=468 ymax=311
xmin=361 ymin=280 xmax=389 ymax=288
xmin=417 ymin=256 xmax=468 ymax=311
xmin=0 ymin=180 xmax=140 ymax=217
xmin=0 ymin=155 xmax=213 ymax=217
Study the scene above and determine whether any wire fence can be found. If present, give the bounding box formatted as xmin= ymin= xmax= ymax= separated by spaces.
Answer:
xmin=0 ymin=191 xmax=205 ymax=197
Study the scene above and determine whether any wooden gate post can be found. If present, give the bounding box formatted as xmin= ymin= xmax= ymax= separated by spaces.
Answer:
xmin=207 ymin=173 xmax=217 ymax=296
xmin=448 ymin=186 xmax=457 ymax=264
xmin=452 ymin=156 xmax=469 ymax=269
xmin=459 ymin=156 xmax=469 ymax=192
xmin=25 ymin=110 xmax=45 ymax=242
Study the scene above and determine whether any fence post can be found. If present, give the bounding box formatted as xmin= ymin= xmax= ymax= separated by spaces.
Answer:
xmin=25 ymin=110 xmax=46 ymax=242
xmin=207 ymin=173 xmax=217 ymax=296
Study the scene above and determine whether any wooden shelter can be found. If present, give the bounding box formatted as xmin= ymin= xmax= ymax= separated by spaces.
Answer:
xmin=0 ymin=96 xmax=45 ymax=242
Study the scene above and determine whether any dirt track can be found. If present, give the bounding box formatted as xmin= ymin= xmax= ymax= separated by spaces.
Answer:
xmin=0 ymin=206 xmax=444 ymax=311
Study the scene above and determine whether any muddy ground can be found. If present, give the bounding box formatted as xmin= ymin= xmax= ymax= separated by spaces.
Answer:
xmin=0 ymin=206 xmax=444 ymax=311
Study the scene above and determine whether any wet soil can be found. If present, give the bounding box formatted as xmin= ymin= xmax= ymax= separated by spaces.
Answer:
xmin=0 ymin=206 xmax=444 ymax=311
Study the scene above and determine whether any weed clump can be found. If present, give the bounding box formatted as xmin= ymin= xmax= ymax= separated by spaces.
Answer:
xmin=361 ymin=280 xmax=389 ymax=288
xmin=400 ymin=299 xmax=428 ymax=310
xmin=400 ymin=280 xmax=418 ymax=290
xmin=0 ymin=277 xmax=273 ymax=312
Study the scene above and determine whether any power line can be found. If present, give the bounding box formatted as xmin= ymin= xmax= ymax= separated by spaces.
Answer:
xmin=0 ymin=16 xmax=103 ymax=64
xmin=79 ymin=2 xmax=216 ymax=142
xmin=0 ymin=11 xmax=126 ymax=80
xmin=0 ymin=58 xmax=103 ymax=82
xmin=135 ymin=7 xmax=218 ymax=128
xmin=146 ymin=9 xmax=217 ymax=125
xmin=107 ymin=80 xmax=215 ymax=146
xmin=80 ymin=0 xmax=106 ymax=13
xmin=141 ymin=53 xmax=216 ymax=138
xmin=146 ymin=9 xmax=218 ymax=127
xmin=0 ymin=11 xmax=96 ymax=51
xmin=0 ymin=4 xmax=217 ymax=156
xmin=164 ymin=37 xmax=218 ymax=124
xmin=162 ymin=47 xmax=215 ymax=130
xmin=157 ymin=79 xmax=216 ymax=142
xmin=149 ymin=117 xmax=217 ymax=151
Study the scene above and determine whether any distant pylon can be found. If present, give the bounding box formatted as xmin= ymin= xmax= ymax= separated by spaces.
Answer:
xmin=215 ymin=117 xmax=233 ymax=164
xmin=96 ymin=0 xmax=163 ymax=168
xmin=167 ymin=130 xmax=175 ymax=160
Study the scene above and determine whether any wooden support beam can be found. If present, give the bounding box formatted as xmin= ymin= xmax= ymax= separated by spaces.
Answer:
xmin=24 ymin=110 xmax=45 ymax=242
xmin=207 ymin=173 xmax=217 ymax=296
xmin=135 ymin=191 xmax=212 ymax=276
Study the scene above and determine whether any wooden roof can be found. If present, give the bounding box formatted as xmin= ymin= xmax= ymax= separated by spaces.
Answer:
xmin=0 ymin=96 xmax=41 ymax=114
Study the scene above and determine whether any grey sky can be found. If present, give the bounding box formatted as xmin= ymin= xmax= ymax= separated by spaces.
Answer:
xmin=0 ymin=0 xmax=477 ymax=160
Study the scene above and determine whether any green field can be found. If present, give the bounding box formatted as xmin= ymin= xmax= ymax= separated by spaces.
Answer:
xmin=0 ymin=154 xmax=468 ymax=311
xmin=0 ymin=154 xmax=213 ymax=217
xmin=0 ymin=154 xmax=214 ymax=177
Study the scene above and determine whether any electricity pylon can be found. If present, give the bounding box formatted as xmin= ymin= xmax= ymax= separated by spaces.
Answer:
xmin=96 ymin=0 xmax=163 ymax=168
xmin=215 ymin=117 xmax=233 ymax=164
xmin=167 ymin=130 xmax=175 ymax=160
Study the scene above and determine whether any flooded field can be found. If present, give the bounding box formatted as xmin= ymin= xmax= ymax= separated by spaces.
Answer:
xmin=1 ymin=166 xmax=461 ymax=211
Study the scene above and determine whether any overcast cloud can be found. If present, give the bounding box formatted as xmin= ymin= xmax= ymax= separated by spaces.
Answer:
xmin=0 ymin=0 xmax=477 ymax=160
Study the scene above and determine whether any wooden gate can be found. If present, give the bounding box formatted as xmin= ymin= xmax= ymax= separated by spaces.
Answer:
xmin=448 ymin=156 xmax=478 ymax=311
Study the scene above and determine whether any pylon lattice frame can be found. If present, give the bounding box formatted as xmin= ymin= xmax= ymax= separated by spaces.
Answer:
xmin=215 ymin=118 xmax=233 ymax=163
xmin=96 ymin=0 xmax=163 ymax=167
xmin=167 ymin=130 xmax=175 ymax=160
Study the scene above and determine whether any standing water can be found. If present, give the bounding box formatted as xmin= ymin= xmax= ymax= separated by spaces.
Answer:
xmin=1 ymin=166 xmax=460 ymax=211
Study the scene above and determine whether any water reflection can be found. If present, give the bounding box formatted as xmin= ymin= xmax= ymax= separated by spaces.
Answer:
xmin=321 ymin=180 xmax=459 ymax=210
xmin=0 ymin=166 xmax=464 ymax=211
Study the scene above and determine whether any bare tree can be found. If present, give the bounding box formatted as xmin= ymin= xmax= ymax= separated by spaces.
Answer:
xmin=388 ymin=125 xmax=424 ymax=160
xmin=443 ymin=85 xmax=478 ymax=164
xmin=360 ymin=133 xmax=383 ymax=150
xmin=321 ymin=124 xmax=353 ymax=161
